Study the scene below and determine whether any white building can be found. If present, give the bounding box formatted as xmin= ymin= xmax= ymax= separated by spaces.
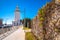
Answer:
xmin=12 ymin=5 xmax=20 ymax=26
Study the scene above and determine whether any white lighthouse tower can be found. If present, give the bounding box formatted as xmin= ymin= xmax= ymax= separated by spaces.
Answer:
xmin=15 ymin=5 xmax=20 ymax=21
xmin=12 ymin=5 xmax=20 ymax=26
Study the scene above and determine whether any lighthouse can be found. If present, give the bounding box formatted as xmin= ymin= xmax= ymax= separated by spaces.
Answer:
xmin=12 ymin=5 xmax=20 ymax=26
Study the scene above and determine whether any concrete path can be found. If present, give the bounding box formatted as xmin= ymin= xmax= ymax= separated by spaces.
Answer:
xmin=3 ymin=26 xmax=25 ymax=40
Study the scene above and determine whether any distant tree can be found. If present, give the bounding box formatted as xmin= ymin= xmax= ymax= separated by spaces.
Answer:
xmin=22 ymin=18 xmax=31 ymax=28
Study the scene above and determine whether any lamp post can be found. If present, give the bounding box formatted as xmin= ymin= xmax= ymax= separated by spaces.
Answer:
xmin=24 ymin=10 xmax=25 ymax=27
xmin=24 ymin=8 xmax=26 ymax=27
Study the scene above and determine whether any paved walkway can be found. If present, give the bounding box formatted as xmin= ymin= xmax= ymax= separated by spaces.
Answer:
xmin=3 ymin=26 xmax=25 ymax=40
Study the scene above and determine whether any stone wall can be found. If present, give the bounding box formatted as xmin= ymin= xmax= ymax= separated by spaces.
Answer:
xmin=31 ymin=0 xmax=60 ymax=40
xmin=31 ymin=14 xmax=43 ymax=40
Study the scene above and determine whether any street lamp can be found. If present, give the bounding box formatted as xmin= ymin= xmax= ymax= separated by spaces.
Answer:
xmin=24 ymin=8 xmax=26 ymax=27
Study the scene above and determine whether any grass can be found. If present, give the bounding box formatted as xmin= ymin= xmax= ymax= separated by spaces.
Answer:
xmin=23 ymin=27 xmax=30 ymax=30
xmin=25 ymin=32 xmax=36 ymax=40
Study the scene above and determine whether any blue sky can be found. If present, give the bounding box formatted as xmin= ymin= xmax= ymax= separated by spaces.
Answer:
xmin=0 ymin=0 xmax=51 ymax=24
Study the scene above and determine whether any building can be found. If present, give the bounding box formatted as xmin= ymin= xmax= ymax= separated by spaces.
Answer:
xmin=0 ymin=19 xmax=3 ymax=26
xmin=12 ymin=5 xmax=20 ymax=26
xmin=0 ymin=19 xmax=3 ymax=28
xmin=15 ymin=5 xmax=20 ymax=21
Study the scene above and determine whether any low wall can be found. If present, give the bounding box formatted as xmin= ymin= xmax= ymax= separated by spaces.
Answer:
xmin=2 ymin=28 xmax=25 ymax=40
